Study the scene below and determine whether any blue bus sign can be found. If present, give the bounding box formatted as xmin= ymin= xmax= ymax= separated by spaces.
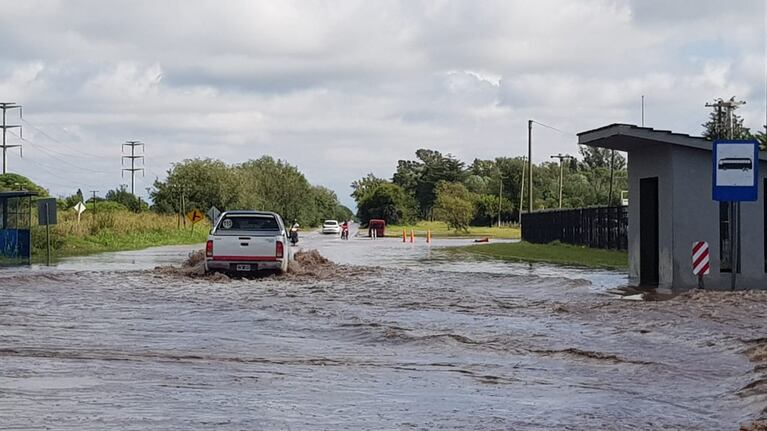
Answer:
xmin=712 ymin=139 xmax=759 ymax=201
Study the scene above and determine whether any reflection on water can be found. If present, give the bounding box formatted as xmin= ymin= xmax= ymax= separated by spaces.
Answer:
xmin=0 ymin=228 xmax=764 ymax=429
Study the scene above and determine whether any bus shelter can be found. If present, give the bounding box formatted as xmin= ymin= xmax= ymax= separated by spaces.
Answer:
xmin=0 ymin=191 xmax=37 ymax=265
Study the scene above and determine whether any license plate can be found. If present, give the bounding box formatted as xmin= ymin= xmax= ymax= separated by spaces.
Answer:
xmin=235 ymin=264 xmax=252 ymax=271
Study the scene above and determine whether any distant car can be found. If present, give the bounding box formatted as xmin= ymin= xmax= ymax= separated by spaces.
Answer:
xmin=205 ymin=210 xmax=290 ymax=274
xmin=322 ymin=219 xmax=341 ymax=234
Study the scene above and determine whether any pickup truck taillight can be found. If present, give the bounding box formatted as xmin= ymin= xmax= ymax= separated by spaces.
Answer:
xmin=275 ymin=241 xmax=284 ymax=258
xmin=206 ymin=240 xmax=214 ymax=257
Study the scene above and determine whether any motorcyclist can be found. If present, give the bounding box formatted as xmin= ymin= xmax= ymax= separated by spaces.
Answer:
xmin=341 ymin=221 xmax=349 ymax=240
xmin=290 ymin=221 xmax=300 ymax=244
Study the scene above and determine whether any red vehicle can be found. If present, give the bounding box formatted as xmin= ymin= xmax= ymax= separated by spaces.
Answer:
xmin=368 ymin=219 xmax=385 ymax=238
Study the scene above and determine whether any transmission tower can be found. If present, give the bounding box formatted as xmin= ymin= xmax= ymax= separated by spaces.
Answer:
xmin=121 ymin=140 xmax=145 ymax=195
xmin=0 ymin=102 xmax=22 ymax=175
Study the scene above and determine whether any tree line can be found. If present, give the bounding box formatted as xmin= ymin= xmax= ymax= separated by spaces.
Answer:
xmin=352 ymin=146 xmax=628 ymax=231
xmin=24 ymin=157 xmax=352 ymax=228
xmin=149 ymin=157 xmax=352 ymax=227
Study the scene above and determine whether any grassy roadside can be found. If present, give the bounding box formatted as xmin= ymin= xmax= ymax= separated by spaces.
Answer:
xmin=386 ymin=221 xmax=520 ymax=239
xmin=453 ymin=241 xmax=628 ymax=270
xmin=29 ymin=210 xmax=209 ymax=262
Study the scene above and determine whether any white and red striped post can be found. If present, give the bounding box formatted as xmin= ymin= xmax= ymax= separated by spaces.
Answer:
xmin=692 ymin=241 xmax=710 ymax=289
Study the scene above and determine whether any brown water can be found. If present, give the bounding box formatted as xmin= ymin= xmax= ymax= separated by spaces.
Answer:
xmin=0 ymin=231 xmax=765 ymax=429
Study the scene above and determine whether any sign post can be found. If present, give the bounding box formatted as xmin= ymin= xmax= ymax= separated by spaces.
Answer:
xmin=37 ymin=198 xmax=58 ymax=266
xmin=206 ymin=206 xmax=221 ymax=224
xmin=692 ymin=241 xmax=710 ymax=289
xmin=186 ymin=209 xmax=204 ymax=234
xmin=74 ymin=201 xmax=87 ymax=224
xmin=712 ymin=139 xmax=759 ymax=291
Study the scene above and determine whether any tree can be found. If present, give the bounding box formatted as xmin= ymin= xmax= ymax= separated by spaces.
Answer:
xmin=702 ymin=97 xmax=752 ymax=140
xmin=0 ymin=173 xmax=48 ymax=196
xmin=236 ymin=157 xmax=316 ymax=226
xmin=578 ymin=146 xmax=625 ymax=170
xmin=312 ymin=185 xmax=341 ymax=224
xmin=755 ymin=125 xmax=766 ymax=151
xmin=356 ymin=182 xmax=416 ymax=225
xmin=351 ymin=173 xmax=387 ymax=203
xmin=151 ymin=158 xmax=238 ymax=214
xmin=335 ymin=204 xmax=354 ymax=222
xmin=432 ymin=181 xmax=475 ymax=232
xmin=474 ymin=193 xmax=512 ymax=227
xmin=105 ymin=185 xmax=144 ymax=212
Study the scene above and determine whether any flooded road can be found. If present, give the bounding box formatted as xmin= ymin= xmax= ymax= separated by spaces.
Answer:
xmin=1 ymin=230 xmax=765 ymax=429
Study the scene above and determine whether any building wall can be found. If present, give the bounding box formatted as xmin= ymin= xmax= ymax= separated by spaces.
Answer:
xmin=627 ymin=144 xmax=675 ymax=288
xmin=670 ymin=146 xmax=767 ymax=290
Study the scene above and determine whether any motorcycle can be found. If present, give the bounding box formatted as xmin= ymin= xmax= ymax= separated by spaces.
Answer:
xmin=341 ymin=226 xmax=350 ymax=240
xmin=289 ymin=227 xmax=299 ymax=245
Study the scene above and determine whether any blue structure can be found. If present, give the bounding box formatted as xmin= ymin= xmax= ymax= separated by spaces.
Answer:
xmin=0 ymin=191 xmax=37 ymax=264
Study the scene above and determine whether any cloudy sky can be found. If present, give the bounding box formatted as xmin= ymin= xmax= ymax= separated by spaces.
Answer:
xmin=1 ymin=0 xmax=765 ymax=208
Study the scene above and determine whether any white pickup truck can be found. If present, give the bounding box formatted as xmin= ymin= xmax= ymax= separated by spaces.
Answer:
xmin=204 ymin=210 xmax=291 ymax=274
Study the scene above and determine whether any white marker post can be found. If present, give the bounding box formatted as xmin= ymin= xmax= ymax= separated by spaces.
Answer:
xmin=74 ymin=201 xmax=87 ymax=224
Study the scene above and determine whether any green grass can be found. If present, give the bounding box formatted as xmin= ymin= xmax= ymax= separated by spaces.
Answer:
xmin=454 ymin=241 xmax=628 ymax=270
xmin=29 ymin=210 xmax=209 ymax=262
xmin=386 ymin=221 xmax=520 ymax=239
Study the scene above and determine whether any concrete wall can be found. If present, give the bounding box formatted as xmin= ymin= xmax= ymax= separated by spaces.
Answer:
xmin=670 ymin=145 xmax=767 ymax=290
xmin=629 ymin=144 xmax=767 ymax=290
xmin=627 ymin=143 xmax=675 ymax=288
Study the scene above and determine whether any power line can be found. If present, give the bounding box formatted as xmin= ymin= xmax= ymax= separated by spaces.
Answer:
xmin=1 ymin=102 xmax=22 ymax=174
xmin=530 ymin=120 xmax=576 ymax=137
xmin=7 ymin=130 xmax=108 ymax=174
xmin=21 ymin=118 xmax=104 ymax=159
xmin=122 ymin=140 xmax=145 ymax=196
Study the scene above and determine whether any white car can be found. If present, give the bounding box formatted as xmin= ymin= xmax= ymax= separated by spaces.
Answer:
xmin=205 ymin=210 xmax=290 ymax=274
xmin=321 ymin=219 xmax=341 ymax=234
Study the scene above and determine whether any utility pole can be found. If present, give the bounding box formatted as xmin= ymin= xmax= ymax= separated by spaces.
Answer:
xmin=518 ymin=156 xmax=526 ymax=224
xmin=121 ymin=141 xmax=145 ymax=196
xmin=497 ymin=175 xmax=503 ymax=227
xmin=0 ymin=102 xmax=22 ymax=175
xmin=641 ymin=95 xmax=645 ymax=127
xmin=528 ymin=120 xmax=533 ymax=213
xmin=550 ymin=154 xmax=574 ymax=209
xmin=608 ymin=149 xmax=617 ymax=205
xmin=90 ymin=190 xmax=99 ymax=218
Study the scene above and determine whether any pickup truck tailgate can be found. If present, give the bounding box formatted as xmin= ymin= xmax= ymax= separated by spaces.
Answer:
xmin=211 ymin=235 xmax=278 ymax=260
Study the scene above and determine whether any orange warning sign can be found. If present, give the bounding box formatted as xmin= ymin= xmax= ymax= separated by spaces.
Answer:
xmin=186 ymin=209 xmax=204 ymax=224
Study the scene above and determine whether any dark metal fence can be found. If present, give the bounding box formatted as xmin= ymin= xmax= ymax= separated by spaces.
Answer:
xmin=521 ymin=206 xmax=628 ymax=250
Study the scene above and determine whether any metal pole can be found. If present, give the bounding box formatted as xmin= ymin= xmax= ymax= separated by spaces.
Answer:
xmin=498 ymin=178 xmax=503 ymax=227
xmin=608 ymin=150 xmax=616 ymax=206
xmin=559 ymin=159 xmax=564 ymax=209
xmin=45 ymin=202 xmax=51 ymax=266
xmin=528 ymin=120 xmax=533 ymax=213
xmin=518 ymin=157 xmax=526 ymax=224
xmin=730 ymin=202 xmax=737 ymax=290
xmin=2 ymin=105 xmax=6 ymax=175
xmin=641 ymin=95 xmax=645 ymax=127
xmin=181 ymin=185 xmax=186 ymax=228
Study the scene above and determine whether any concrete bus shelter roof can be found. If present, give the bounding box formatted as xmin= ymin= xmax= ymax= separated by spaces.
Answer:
xmin=577 ymin=123 xmax=767 ymax=161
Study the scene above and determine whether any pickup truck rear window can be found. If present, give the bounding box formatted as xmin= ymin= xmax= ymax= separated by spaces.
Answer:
xmin=216 ymin=215 xmax=280 ymax=232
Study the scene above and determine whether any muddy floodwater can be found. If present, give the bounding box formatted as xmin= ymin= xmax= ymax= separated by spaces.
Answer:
xmin=1 ymin=229 xmax=765 ymax=430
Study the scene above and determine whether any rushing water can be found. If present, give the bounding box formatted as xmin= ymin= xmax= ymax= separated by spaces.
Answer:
xmin=1 ymin=229 xmax=765 ymax=430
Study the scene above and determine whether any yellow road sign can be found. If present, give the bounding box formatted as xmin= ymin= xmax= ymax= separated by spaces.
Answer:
xmin=187 ymin=209 xmax=204 ymax=224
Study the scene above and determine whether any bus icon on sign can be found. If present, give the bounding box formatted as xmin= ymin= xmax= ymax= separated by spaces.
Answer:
xmin=718 ymin=157 xmax=753 ymax=171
